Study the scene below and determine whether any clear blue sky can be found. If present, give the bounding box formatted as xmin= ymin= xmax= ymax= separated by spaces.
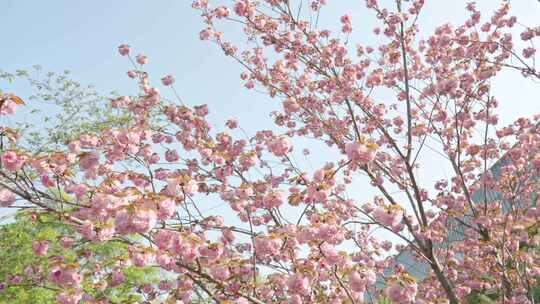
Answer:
xmin=1 ymin=1 xmax=540 ymax=223
xmin=1 ymin=1 xmax=277 ymax=131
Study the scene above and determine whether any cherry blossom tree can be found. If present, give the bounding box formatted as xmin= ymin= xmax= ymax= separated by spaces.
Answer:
xmin=2 ymin=0 xmax=540 ymax=303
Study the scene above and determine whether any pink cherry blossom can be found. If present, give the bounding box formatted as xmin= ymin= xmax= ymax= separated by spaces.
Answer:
xmin=59 ymin=236 xmax=75 ymax=249
xmin=1 ymin=151 xmax=25 ymax=172
xmin=0 ymin=188 xmax=15 ymax=207
xmin=344 ymin=142 xmax=375 ymax=164
xmin=268 ymin=137 xmax=292 ymax=157
xmin=48 ymin=266 xmax=82 ymax=287
xmin=32 ymin=240 xmax=51 ymax=256
xmin=118 ymin=44 xmax=130 ymax=56
xmin=111 ymin=270 xmax=126 ymax=286
xmin=161 ymin=75 xmax=175 ymax=86
xmin=210 ymin=265 xmax=230 ymax=281
xmin=0 ymin=97 xmax=18 ymax=116
xmin=156 ymin=198 xmax=176 ymax=219
xmin=386 ymin=277 xmax=418 ymax=303
xmin=116 ymin=207 xmax=157 ymax=234
xmin=165 ymin=149 xmax=180 ymax=162
xmin=56 ymin=291 xmax=83 ymax=304
xmin=373 ymin=207 xmax=403 ymax=228
xmin=136 ymin=54 xmax=148 ymax=65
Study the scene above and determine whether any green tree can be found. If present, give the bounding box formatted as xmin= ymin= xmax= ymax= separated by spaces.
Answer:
xmin=0 ymin=211 xmax=163 ymax=303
